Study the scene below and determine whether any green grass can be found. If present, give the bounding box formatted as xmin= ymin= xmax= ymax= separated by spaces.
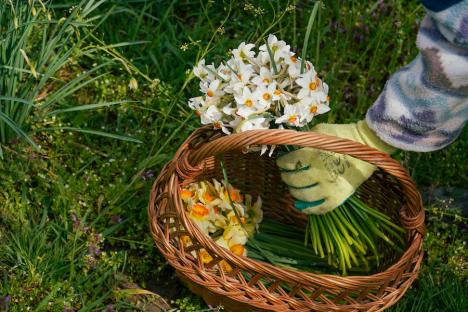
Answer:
xmin=0 ymin=0 xmax=142 ymax=156
xmin=0 ymin=0 xmax=467 ymax=311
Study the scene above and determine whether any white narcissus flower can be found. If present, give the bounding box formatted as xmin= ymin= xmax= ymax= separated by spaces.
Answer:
xmin=200 ymin=105 xmax=222 ymax=125
xmin=215 ymin=236 xmax=230 ymax=249
xmin=193 ymin=59 xmax=216 ymax=82
xmin=200 ymin=79 xmax=224 ymax=98
xmin=259 ymin=34 xmax=290 ymax=62
xmin=214 ymin=121 xmax=231 ymax=134
xmin=234 ymin=87 xmax=259 ymax=118
xmin=229 ymin=116 xmax=242 ymax=130
xmin=284 ymin=52 xmax=301 ymax=78
xmin=188 ymin=202 xmax=216 ymax=234
xmin=217 ymin=63 xmax=232 ymax=82
xmin=226 ymin=57 xmax=240 ymax=73
xmin=271 ymin=82 xmax=289 ymax=102
xmin=254 ymin=83 xmax=276 ymax=109
xmin=222 ymin=104 xmax=236 ymax=117
xmin=298 ymin=98 xmax=331 ymax=123
xmin=249 ymin=196 xmax=263 ymax=230
xmin=230 ymin=62 xmax=254 ymax=93
xmin=275 ymin=104 xmax=306 ymax=127
xmin=237 ymin=116 xmax=270 ymax=132
xmin=188 ymin=96 xmax=204 ymax=111
xmin=223 ymin=223 xmax=248 ymax=246
xmin=182 ymin=178 xmax=265 ymax=260
xmin=296 ymin=70 xmax=322 ymax=99
xmin=232 ymin=42 xmax=255 ymax=61
xmin=252 ymin=67 xmax=274 ymax=86
xmin=219 ymin=185 xmax=244 ymax=212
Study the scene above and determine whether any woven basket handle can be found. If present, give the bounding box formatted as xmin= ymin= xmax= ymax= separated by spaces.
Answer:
xmin=186 ymin=128 xmax=425 ymax=235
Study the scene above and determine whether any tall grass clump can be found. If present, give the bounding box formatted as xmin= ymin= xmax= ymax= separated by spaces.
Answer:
xmin=0 ymin=0 xmax=140 ymax=158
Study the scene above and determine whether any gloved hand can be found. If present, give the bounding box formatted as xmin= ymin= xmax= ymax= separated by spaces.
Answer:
xmin=276 ymin=120 xmax=395 ymax=214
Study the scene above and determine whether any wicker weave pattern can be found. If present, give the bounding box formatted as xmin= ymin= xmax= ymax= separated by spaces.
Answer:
xmin=148 ymin=127 xmax=425 ymax=311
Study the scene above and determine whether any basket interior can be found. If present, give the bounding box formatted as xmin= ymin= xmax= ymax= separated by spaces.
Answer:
xmin=186 ymin=149 xmax=407 ymax=273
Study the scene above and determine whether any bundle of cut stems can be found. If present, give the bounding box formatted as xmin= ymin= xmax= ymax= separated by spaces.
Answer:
xmin=247 ymin=196 xmax=405 ymax=275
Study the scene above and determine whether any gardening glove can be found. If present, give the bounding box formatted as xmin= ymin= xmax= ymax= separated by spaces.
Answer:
xmin=276 ymin=120 xmax=395 ymax=215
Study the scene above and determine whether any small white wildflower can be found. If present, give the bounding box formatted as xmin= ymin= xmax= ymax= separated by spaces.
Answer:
xmin=128 ymin=77 xmax=138 ymax=90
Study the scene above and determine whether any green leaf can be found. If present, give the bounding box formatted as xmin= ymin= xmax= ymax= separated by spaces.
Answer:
xmin=46 ymin=100 xmax=138 ymax=115
xmin=38 ymin=127 xmax=143 ymax=143
xmin=265 ymin=39 xmax=278 ymax=75
xmin=0 ymin=96 xmax=34 ymax=106
xmin=300 ymin=1 xmax=321 ymax=74
xmin=0 ymin=111 xmax=39 ymax=149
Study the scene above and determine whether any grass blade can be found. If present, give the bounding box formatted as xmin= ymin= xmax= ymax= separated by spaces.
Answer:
xmin=300 ymin=1 xmax=320 ymax=74
xmin=0 ymin=111 xmax=39 ymax=149
xmin=37 ymin=127 xmax=142 ymax=143
xmin=46 ymin=100 xmax=138 ymax=115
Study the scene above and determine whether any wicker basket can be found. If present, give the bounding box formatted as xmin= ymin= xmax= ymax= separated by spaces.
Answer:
xmin=148 ymin=127 xmax=425 ymax=312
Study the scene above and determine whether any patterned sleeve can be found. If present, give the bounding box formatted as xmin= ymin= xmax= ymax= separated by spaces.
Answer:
xmin=366 ymin=0 xmax=468 ymax=152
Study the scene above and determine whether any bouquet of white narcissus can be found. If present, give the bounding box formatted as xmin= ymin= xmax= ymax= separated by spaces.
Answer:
xmin=188 ymin=34 xmax=330 ymax=135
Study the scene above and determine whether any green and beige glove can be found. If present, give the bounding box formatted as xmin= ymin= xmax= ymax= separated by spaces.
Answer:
xmin=276 ymin=120 xmax=395 ymax=214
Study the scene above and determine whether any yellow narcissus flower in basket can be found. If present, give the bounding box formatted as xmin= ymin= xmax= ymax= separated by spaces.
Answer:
xmin=215 ymin=236 xmax=246 ymax=256
xmin=198 ymin=248 xmax=214 ymax=264
xmin=181 ymin=188 xmax=194 ymax=203
xmin=180 ymin=235 xmax=192 ymax=247
xmin=223 ymin=222 xmax=248 ymax=247
xmin=187 ymin=202 xmax=216 ymax=234
xmin=245 ymin=194 xmax=263 ymax=231
xmin=197 ymin=181 xmax=223 ymax=208
xmin=181 ymin=178 xmax=263 ymax=265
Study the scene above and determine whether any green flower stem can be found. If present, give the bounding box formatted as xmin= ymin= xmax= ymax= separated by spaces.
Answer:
xmin=335 ymin=208 xmax=359 ymax=237
xmin=316 ymin=216 xmax=329 ymax=259
xmin=349 ymin=197 xmax=404 ymax=232
xmin=265 ymin=41 xmax=279 ymax=75
xmin=329 ymin=210 xmax=354 ymax=245
xmin=247 ymin=188 xmax=404 ymax=275
xmin=314 ymin=216 xmax=325 ymax=258
xmin=377 ymin=221 xmax=406 ymax=246
xmin=347 ymin=215 xmax=381 ymax=265
xmin=323 ymin=214 xmax=350 ymax=271
xmin=310 ymin=216 xmax=319 ymax=255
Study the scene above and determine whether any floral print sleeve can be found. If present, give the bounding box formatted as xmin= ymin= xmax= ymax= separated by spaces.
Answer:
xmin=366 ymin=0 xmax=468 ymax=152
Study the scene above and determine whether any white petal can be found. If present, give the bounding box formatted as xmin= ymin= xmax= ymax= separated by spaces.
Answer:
xmin=317 ymin=103 xmax=330 ymax=114
xmin=268 ymin=145 xmax=276 ymax=157
xmin=297 ymin=88 xmax=309 ymax=99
